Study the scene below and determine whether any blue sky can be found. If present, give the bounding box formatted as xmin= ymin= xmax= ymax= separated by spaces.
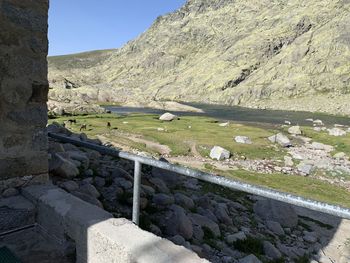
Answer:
xmin=48 ymin=0 xmax=186 ymax=56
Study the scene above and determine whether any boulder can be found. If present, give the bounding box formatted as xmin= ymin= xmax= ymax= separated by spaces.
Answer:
xmin=210 ymin=146 xmax=230 ymax=160
xmin=268 ymin=133 xmax=292 ymax=147
xmin=235 ymin=136 xmax=252 ymax=144
xmin=266 ymin=220 xmax=285 ymax=236
xmin=49 ymin=154 xmax=79 ymax=178
xmin=174 ymin=193 xmax=195 ymax=210
xmin=297 ymin=163 xmax=314 ymax=175
xmin=166 ymin=205 xmax=193 ymax=240
xmin=263 ymin=241 xmax=282 ymax=259
xmin=308 ymin=142 xmax=334 ymax=152
xmin=66 ymin=150 xmax=90 ymax=170
xmin=328 ymin=128 xmax=346 ymax=136
xmin=225 ymin=231 xmax=246 ymax=244
xmin=288 ymin=126 xmax=302 ymax=135
xmin=313 ymin=120 xmax=324 ymax=125
xmin=189 ymin=213 xmax=221 ymax=237
xmin=153 ymin=193 xmax=175 ymax=206
xmin=215 ymin=204 xmax=233 ymax=225
xmin=159 ymin=112 xmax=177 ymax=121
xmin=253 ymin=199 xmax=298 ymax=228
xmin=79 ymin=183 xmax=100 ymax=198
xmin=60 ymin=180 xmax=79 ymax=192
xmin=284 ymin=156 xmax=294 ymax=166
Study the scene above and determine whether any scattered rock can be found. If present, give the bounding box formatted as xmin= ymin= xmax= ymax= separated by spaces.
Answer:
xmin=313 ymin=120 xmax=324 ymax=126
xmin=268 ymin=133 xmax=292 ymax=147
xmin=235 ymin=136 xmax=252 ymax=144
xmin=284 ymin=156 xmax=294 ymax=166
xmin=297 ymin=163 xmax=314 ymax=175
xmin=210 ymin=146 xmax=230 ymax=160
xmin=328 ymin=128 xmax=346 ymax=136
xmin=159 ymin=112 xmax=177 ymax=121
xmin=308 ymin=142 xmax=334 ymax=152
xmin=288 ymin=126 xmax=302 ymax=135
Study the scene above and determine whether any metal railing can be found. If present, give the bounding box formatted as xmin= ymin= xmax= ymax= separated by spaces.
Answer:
xmin=48 ymin=132 xmax=350 ymax=224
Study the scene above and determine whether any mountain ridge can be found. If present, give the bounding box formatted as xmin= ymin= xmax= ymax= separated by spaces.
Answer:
xmin=48 ymin=0 xmax=350 ymax=116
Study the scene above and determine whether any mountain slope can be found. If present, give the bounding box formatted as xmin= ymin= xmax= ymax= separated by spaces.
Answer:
xmin=48 ymin=0 xmax=350 ymax=115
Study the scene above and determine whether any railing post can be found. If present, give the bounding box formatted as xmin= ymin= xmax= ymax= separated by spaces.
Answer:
xmin=132 ymin=160 xmax=142 ymax=225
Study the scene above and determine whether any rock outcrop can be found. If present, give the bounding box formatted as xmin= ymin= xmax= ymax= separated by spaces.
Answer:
xmin=48 ymin=0 xmax=350 ymax=115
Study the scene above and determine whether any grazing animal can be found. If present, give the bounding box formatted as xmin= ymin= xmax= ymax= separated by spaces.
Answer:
xmin=107 ymin=122 xmax=111 ymax=128
xmin=80 ymin=124 xmax=87 ymax=131
xmin=68 ymin=119 xmax=77 ymax=124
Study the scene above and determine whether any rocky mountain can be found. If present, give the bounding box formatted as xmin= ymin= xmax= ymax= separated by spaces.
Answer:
xmin=48 ymin=0 xmax=350 ymax=115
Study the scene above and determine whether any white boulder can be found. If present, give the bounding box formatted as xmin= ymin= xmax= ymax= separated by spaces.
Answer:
xmin=313 ymin=119 xmax=324 ymax=125
xmin=234 ymin=136 xmax=252 ymax=144
xmin=288 ymin=126 xmax=302 ymax=135
xmin=268 ymin=133 xmax=292 ymax=147
xmin=159 ymin=112 xmax=177 ymax=121
xmin=210 ymin=146 xmax=230 ymax=161
xmin=219 ymin=122 xmax=230 ymax=127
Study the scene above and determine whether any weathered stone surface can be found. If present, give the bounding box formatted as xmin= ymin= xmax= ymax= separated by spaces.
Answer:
xmin=225 ymin=231 xmax=246 ymax=244
xmin=48 ymin=0 xmax=350 ymax=116
xmin=268 ymin=133 xmax=292 ymax=147
xmin=209 ymin=146 xmax=230 ymax=160
xmin=49 ymin=154 xmax=79 ymax=178
xmin=263 ymin=241 xmax=282 ymax=259
xmin=266 ymin=220 xmax=285 ymax=236
xmin=234 ymin=136 xmax=252 ymax=144
xmin=189 ymin=213 xmax=221 ymax=238
xmin=159 ymin=112 xmax=177 ymax=121
xmin=0 ymin=0 xmax=48 ymax=180
xmin=288 ymin=126 xmax=302 ymax=135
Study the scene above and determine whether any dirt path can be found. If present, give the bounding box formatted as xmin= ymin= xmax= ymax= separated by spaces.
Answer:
xmin=127 ymin=135 xmax=171 ymax=155
xmin=97 ymin=133 xmax=171 ymax=156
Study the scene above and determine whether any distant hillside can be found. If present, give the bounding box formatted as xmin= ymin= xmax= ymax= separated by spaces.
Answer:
xmin=48 ymin=0 xmax=350 ymax=115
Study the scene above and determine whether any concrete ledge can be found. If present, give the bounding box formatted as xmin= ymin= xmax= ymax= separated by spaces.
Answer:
xmin=23 ymin=185 xmax=207 ymax=262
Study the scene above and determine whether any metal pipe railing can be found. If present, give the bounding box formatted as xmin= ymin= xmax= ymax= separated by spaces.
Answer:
xmin=48 ymin=132 xmax=350 ymax=222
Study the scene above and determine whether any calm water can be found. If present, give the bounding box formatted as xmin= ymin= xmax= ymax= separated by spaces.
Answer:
xmin=104 ymin=102 xmax=350 ymax=127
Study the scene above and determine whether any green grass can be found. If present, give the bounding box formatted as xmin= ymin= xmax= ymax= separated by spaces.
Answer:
xmin=50 ymin=113 xmax=283 ymax=159
xmin=225 ymin=169 xmax=350 ymax=208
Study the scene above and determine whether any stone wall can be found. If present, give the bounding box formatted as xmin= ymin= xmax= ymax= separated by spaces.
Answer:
xmin=0 ymin=0 xmax=49 ymax=188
